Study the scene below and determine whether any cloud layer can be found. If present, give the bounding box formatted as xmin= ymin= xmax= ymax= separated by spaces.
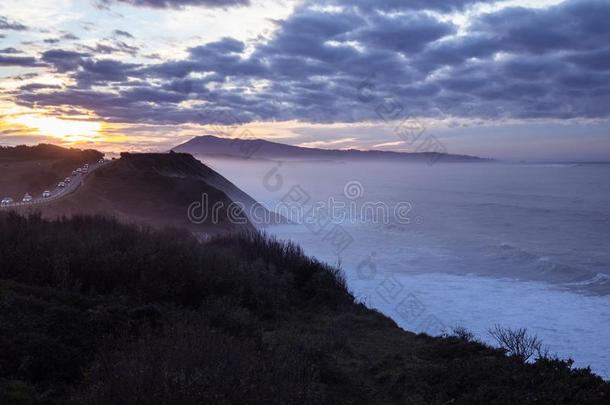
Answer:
xmin=98 ymin=0 xmax=249 ymax=8
xmin=0 ymin=15 xmax=28 ymax=31
xmin=7 ymin=0 xmax=610 ymax=127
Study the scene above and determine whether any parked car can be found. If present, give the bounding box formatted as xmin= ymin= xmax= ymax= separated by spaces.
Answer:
xmin=82 ymin=167 xmax=88 ymax=174
xmin=84 ymin=163 xmax=89 ymax=169
xmin=22 ymin=193 xmax=32 ymax=203
xmin=99 ymin=159 xmax=105 ymax=163
xmin=76 ymin=168 xmax=82 ymax=174
xmin=72 ymin=170 xmax=78 ymax=176
xmin=58 ymin=182 xmax=66 ymax=188
xmin=42 ymin=191 xmax=51 ymax=198
xmin=1 ymin=197 xmax=14 ymax=206
xmin=64 ymin=177 xmax=71 ymax=183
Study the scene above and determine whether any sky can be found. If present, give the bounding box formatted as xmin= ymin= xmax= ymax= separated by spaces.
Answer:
xmin=1 ymin=0 xmax=610 ymax=161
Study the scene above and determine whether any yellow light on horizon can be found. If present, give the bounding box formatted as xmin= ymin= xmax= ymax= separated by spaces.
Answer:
xmin=10 ymin=115 xmax=102 ymax=142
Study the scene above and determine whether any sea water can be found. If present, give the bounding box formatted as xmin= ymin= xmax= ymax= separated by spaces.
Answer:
xmin=199 ymin=158 xmax=610 ymax=378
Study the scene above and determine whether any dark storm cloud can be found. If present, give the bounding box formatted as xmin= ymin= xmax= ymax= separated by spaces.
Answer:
xmin=0 ymin=47 xmax=22 ymax=54
xmin=12 ymin=72 xmax=38 ymax=81
xmin=192 ymin=37 xmax=244 ymax=54
xmin=331 ymin=0 xmax=498 ymax=13
xmin=147 ymin=37 xmax=266 ymax=79
xmin=81 ymin=41 xmax=139 ymax=56
xmin=411 ymin=34 xmax=499 ymax=73
xmin=98 ymin=0 xmax=249 ymax=9
xmin=254 ymin=9 xmax=363 ymax=65
xmin=17 ymin=86 xmax=221 ymax=125
xmin=75 ymin=59 xmax=140 ymax=86
xmin=15 ymin=0 xmax=610 ymax=125
xmin=42 ymin=33 xmax=80 ymax=44
xmin=18 ymin=83 xmax=62 ymax=91
xmin=41 ymin=49 xmax=90 ymax=72
xmin=0 ymin=16 xmax=28 ymax=31
xmin=62 ymin=33 xmax=80 ymax=40
xmin=144 ymin=60 xmax=201 ymax=78
xmin=39 ymin=48 xmax=140 ymax=88
xmin=566 ymin=48 xmax=610 ymax=71
xmin=0 ymin=55 xmax=41 ymax=67
xmin=113 ymin=29 xmax=134 ymax=38
xmin=501 ymin=56 xmax=568 ymax=81
xmin=471 ymin=0 xmax=610 ymax=53
xmin=352 ymin=13 xmax=455 ymax=54
xmin=162 ymin=75 xmax=221 ymax=94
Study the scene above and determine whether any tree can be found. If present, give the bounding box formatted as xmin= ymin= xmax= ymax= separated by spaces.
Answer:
xmin=488 ymin=325 xmax=547 ymax=362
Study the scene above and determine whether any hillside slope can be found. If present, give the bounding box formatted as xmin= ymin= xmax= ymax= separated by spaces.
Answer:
xmin=0 ymin=144 xmax=102 ymax=198
xmin=0 ymin=213 xmax=608 ymax=404
xmin=172 ymin=135 xmax=489 ymax=163
xmin=37 ymin=152 xmax=264 ymax=233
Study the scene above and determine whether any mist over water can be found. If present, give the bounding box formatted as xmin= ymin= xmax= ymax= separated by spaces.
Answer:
xmin=199 ymin=157 xmax=610 ymax=378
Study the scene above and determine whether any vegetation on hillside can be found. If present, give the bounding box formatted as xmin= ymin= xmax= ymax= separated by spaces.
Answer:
xmin=0 ymin=145 xmax=103 ymax=198
xmin=0 ymin=212 xmax=608 ymax=404
xmin=39 ymin=152 xmax=254 ymax=233
xmin=0 ymin=144 xmax=102 ymax=163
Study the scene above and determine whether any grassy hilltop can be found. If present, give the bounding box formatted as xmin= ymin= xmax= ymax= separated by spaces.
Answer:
xmin=1 ymin=145 xmax=269 ymax=234
xmin=39 ymin=152 xmax=257 ymax=233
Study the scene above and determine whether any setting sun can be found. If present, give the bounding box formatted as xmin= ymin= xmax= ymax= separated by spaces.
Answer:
xmin=10 ymin=115 xmax=102 ymax=142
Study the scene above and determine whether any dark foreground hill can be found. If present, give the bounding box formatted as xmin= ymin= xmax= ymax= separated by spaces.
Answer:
xmin=37 ymin=152 xmax=277 ymax=233
xmin=172 ymin=135 xmax=489 ymax=163
xmin=0 ymin=212 xmax=607 ymax=405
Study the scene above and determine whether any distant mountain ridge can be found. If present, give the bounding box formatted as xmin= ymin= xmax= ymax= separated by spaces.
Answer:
xmin=172 ymin=135 xmax=490 ymax=163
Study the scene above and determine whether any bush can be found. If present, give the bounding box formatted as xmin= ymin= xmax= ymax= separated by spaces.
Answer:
xmin=1 ymin=212 xmax=608 ymax=404
xmin=488 ymin=325 xmax=547 ymax=362
xmin=450 ymin=326 xmax=476 ymax=342
xmin=77 ymin=314 xmax=325 ymax=405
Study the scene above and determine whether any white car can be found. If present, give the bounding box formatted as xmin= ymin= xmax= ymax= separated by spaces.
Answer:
xmin=42 ymin=191 xmax=51 ymax=198
xmin=64 ymin=177 xmax=71 ymax=183
xmin=76 ymin=168 xmax=82 ymax=174
xmin=58 ymin=181 xmax=66 ymax=188
xmin=1 ymin=197 xmax=14 ymax=206
xmin=22 ymin=194 xmax=33 ymax=203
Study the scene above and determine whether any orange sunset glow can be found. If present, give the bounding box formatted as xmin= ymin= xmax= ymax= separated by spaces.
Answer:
xmin=7 ymin=114 xmax=103 ymax=142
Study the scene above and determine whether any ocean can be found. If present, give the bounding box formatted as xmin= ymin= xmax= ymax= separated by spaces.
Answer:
xmin=199 ymin=157 xmax=610 ymax=378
